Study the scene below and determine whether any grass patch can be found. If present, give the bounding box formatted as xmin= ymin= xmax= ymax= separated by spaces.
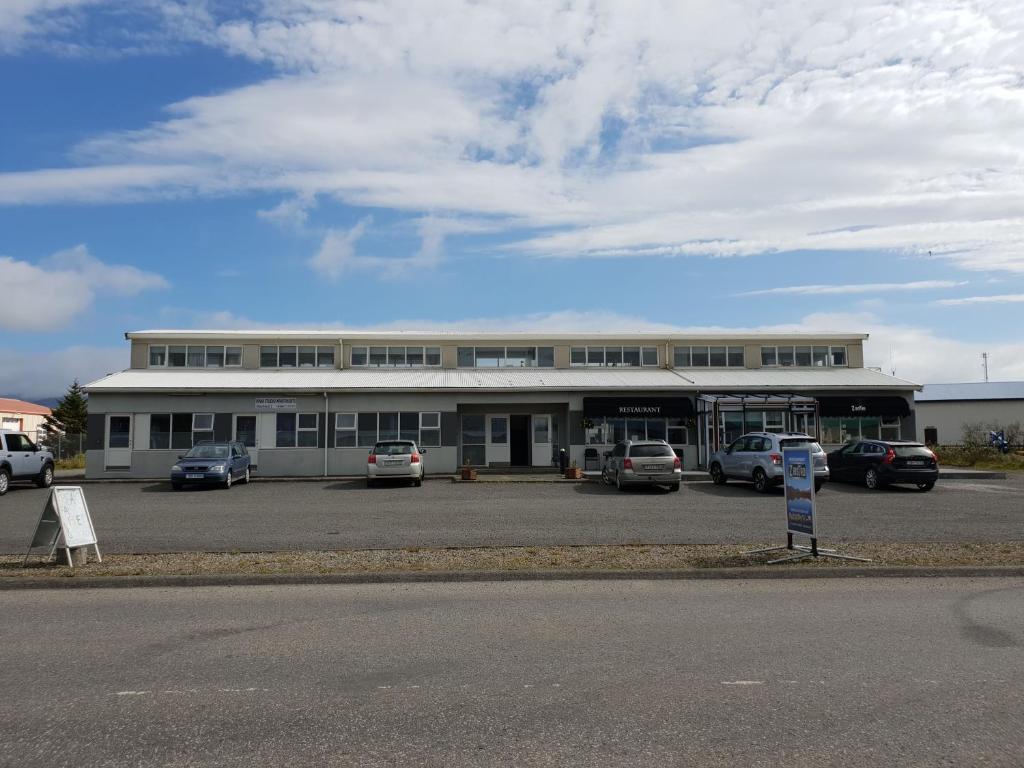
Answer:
xmin=55 ymin=455 xmax=86 ymax=470
xmin=934 ymin=446 xmax=1024 ymax=471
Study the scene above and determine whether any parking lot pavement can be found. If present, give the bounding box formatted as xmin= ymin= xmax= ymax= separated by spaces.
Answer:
xmin=1 ymin=474 xmax=1023 ymax=554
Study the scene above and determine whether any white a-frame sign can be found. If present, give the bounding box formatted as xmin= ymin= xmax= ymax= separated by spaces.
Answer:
xmin=24 ymin=486 xmax=102 ymax=567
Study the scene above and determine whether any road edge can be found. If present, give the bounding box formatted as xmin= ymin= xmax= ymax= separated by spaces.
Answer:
xmin=2 ymin=565 xmax=1023 ymax=590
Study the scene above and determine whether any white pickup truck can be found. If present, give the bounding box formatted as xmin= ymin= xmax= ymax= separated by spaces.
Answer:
xmin=0 ymin=431 xmax=55 ymax=495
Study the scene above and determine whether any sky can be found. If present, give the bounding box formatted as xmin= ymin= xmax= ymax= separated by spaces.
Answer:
xmin=1 ymin=0 xmax=1021 ymax=400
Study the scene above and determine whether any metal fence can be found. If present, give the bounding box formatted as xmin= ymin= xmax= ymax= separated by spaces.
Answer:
xmin=25 ymin=431 xmax=87 ymax=462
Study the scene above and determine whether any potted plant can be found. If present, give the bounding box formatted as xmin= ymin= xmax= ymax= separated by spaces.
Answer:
xmin=460 ymin=459 xmax=478 ymax=481
xmin=564 ymin=460 xmax=583 ymax=480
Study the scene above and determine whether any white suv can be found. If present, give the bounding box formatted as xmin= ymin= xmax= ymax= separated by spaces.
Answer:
xmin=0 ymin=431 xmax=55 ymax=495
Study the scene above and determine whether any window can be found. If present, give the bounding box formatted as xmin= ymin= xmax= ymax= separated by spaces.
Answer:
xmin=505 ymin=347 xmax=536 ymax=367
xmin=692 ymin=346 xmax=710 ymax=366
xmin=475 ymin=347 xmax=504 ymax=367
xmin=461 ymin=414 xmax=486 ymax=466
xmin=317 ymin=346 xmax=335 ymax=368
xmin=764 ymin=411 xmax=785 ymax=433
xmin=185 ymin=346 xmax=205 ymax=367
xmin=586 ymin=346 xmax=605 ymax=366
xmin=570 ymin=347 xmax=586 ymax=366
xmin=490 ymin=416 xmax=508 ymax=444
xmin=350 ymin=347 xmax=367 ymax=366
xmin=297 ymin=413 xmax=319 ymax=447
xmin=400 ymin=412 xmax=419 ymax=442
xmin=667 ymin=418 xmax=687 ymax=445
xmin=642 ymin=347 xmax=658 ymax=366
xmin=623 ymin=346 xmax=643 ymax=366
xmin=225 ymin=347 xmax=242 ymax=367
xmin=456 ymin=346 xmax=554 ymax=367
xmin=406 ymin=347 xmax=424 ymax=366
xmin=298 ymin=346 xmax=316 ymax=367
xmin=348 ymin=345 xmax=439 ymax=367
xmin=379 ymin=412 xmax=399 ymax=441
xmin=674 ymin=347 xmax=691 ymax=367
xmin=425 ymin=347 xmax=441 ymax=366
xmin=709 ymin=346 xmax=727 ymax=367
xmin=646 ymin=419 xmax=667 ymax=441
xmin=812 ymin=346 xmax=829 ymax=367
xmin=168 ymin=345 xmax=187 ymax=367
xmin=831 ymin=346 xmax=847 ymax=366
xmin=149 ymin=345 xmax=167 ymax=367
xmin=727 ymin=346 xmax=744 ymax=367
xmin=206 ymin=346 xmax=225 ymax=368
xmin=881 ymin=416 xmax=901 ymax=440
xmin=420 ymin=412 xmax=441 ymax=447
xmin=358 ymin=413 xmax=378 ymax=447
xmin=795 ymin=346 xmax=812 ymax=366
xmin=260 ymin=346 xmax=278 ymax=367
xmin=570 ymin=345 xmax=656 ymax=367
xmin=276 ymin=414 xmax=296 ymax=448
xmin=279 ymin=346 xmax=298 ymax=368
xmin=778 ymin=346 xmax=795 ymax=366
xmin=149 ymin=414 xmax=171 ymax=449
xmin=335 ymin=413 xmax=356 ymax=447
xmin=192 ymin=413 xmax=214 ymax=443
xmin=369 ymin=347 xmax=387 ymax=366
xmin=171 ymin=413 xmax=192 ymax=449
xmin=155 ymin=344 xmax=241 ymax=368
xmin=761 ymin=347 xmax=777 ymax=366
xmin=537 ymin=347 xmax=554 ymax=367
xmin=387 ymin=347 xmax=406 ymax=366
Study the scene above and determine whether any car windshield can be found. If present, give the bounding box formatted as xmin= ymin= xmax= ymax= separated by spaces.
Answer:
xmin=374 ymin=442 xmax=415 ymax=455
xmin=894 ymin=445 xmax=933 ymax=458
xmin=780 ymin=438 xmax=822 ymax=452
xmin=185 ymin=445 xmax=229 ymax=459
xmin=629 ymin=445 xmax=673 ymax=458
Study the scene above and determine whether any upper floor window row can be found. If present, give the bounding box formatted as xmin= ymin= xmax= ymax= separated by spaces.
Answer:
xmin=674 ymin=346 xmax=745 ymax=367
xmin=260 ymin=345 xmax=336 ymax=368
xmin=350 ymin=346 xmax=442 ymax=367
xmin=570 ymin=346 xmax=658 ymax=367
xmin=150 ymin=345 xmax=242 ymax=369
xmin=457 ymin=347 xmax=555 ymax=368
xmin=761 ymin=345 xmax=847 ymax=367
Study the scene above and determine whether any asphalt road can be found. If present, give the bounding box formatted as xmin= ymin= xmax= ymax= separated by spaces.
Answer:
xmin=1 ymin=475 xmax=1023 ymax=554
xmin=1 ymin=579 xmax=1021 ymax=766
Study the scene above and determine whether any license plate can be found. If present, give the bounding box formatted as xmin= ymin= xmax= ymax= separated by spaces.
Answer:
xmin=185 ymin=473 xmax=203 ymax=479
xmin=906 ymin=460 xmax=925 ymax=466
xmin=385 ymin=459 xmax=404 ymax=465
xmin=643 ymin=464 xmax=661 ymax=471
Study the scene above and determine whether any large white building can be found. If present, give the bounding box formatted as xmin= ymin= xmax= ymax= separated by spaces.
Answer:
xmin=915 ymin=382 xmax=1024 ymax=445
xmin=83 ymin=330 xmax=920 ymax=478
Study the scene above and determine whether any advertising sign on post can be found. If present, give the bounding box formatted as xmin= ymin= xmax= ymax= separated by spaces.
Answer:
xmin=784 ymin=448 xmax=816 ymax=538
xmin=24 ymin=486 xmax=102 ymax=567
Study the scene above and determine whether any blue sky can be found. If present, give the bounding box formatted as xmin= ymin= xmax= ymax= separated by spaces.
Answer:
xmin=1 ymin=1 xmax=1021 ymax=399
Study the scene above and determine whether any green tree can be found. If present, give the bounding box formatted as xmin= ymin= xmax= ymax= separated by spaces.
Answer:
xmin=43 ymin=380 xmax=89 ymax=436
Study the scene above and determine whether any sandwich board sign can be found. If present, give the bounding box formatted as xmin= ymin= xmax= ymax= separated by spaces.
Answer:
xmin=784 ymin=448 xmax=816 ymax=538
xmin=24 ymin=486 xmax=102 ymax=567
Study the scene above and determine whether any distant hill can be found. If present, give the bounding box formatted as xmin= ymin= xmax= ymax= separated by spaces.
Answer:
xmin=6 ymin=396 xmax=62 ymax=409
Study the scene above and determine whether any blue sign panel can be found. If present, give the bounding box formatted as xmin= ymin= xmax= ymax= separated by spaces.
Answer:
xmin=784 ymin=448 xmax=816 ymax=537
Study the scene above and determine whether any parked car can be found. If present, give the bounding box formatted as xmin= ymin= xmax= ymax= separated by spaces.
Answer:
xmin=367 ymin=440 xmax=425 ymax=487
xmin=708 ymin=432 xmax=829 ymax=493
xmin=0 ymin=430 xmax=54 ymax=495
xmin=170 ymin=441 xmax=251 ymax=490
xmin=602 ymin=439 xmax=682 ymax=491
xmin=827 ymin=440 xmax=938 ymax=491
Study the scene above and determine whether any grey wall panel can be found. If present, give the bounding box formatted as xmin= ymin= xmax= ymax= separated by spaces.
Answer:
xmin=214 ymin=413 xmax=232 ymax=442
xmin=569 ymin=410 xmax=584 ymax=444
xmin=441 ymin=411 xmax=459 ymax=446
xmin=86 ymin=413 xmax=104 ymax=450
xmin=257 ymin=448 xmax=325 ymax=477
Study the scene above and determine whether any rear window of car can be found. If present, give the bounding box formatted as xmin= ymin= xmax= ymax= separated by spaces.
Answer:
xmin=629 ymin=445 xmax=674 ymax=458
xmin=893 ymin=445 xmax=932 ymax=458
xmin=779 ymin=439 xmax=822 ymax=452
xmin=373 ymin=442 xmax=415 ymax=455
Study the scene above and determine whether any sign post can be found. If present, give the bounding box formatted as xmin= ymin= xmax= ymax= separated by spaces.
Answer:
xmin=744 ymin=448 xmax=869 ymax=565
xmin=23 ymin=486 xmax=101 ymax=567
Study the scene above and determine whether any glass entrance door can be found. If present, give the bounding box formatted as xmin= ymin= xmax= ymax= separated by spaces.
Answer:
xmin=233 ymin=414 xmax=259 ymax=468
xmin=105 ymin=414 xmax=132 ymax=470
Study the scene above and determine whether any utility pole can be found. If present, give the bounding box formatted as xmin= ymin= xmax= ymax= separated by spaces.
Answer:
xmin=982 ymin=352 xmax=989 ymax=382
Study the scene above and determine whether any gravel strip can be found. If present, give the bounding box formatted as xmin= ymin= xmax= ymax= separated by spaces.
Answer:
xmin=3 ymin=542 xmax=1022 ymax=579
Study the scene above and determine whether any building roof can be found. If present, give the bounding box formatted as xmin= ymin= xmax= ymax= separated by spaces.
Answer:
xmin=84 ymin=366 xmax=917 ymax=394
xmin=124 ymin=329 xmax=869 ymax=342
xmin=0 ymin=398 xmax=51 ymax=416
xmin=916 ymin=381 xmax=1024 ymax=402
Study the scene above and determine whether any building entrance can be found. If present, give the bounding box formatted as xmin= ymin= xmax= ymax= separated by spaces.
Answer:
xmin=509 ymin=415 xmax=531 ymax=466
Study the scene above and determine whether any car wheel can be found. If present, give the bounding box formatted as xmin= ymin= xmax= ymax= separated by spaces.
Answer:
xmin=864 ymin=468 xmax=880 ymax=490
xmin=366 ymin=479 xmax=374 ymax=488
xmin=601 ymin=467 xmax=612 ymax=485
xmin=671 ymin=482 xmax=681 ymax=492
xmin=171 ymin=482 xmax=182 ymax=491
xmin=916 ymin=482 xmax=935 ymax=492
xmin=414 ymin=478 xmax=422 ymax=487
xmin=36 ymin=464 xmax=54 ymax=488
xmin=616 ymin=471 xmax=624 ymax=491
xmin=241 ymin=467 xmax=250 ymax=484
xmin=0 ymin=468 xmax=9 ymax=496
xmin=224 ymin=472 xmax=232 ymax=490
xmin=753 ymin=468 xmax=769 ymax=493
xmin=710 ymin=463 xmax=726 ymax=485
xmin=814 ymin=480 xmax=824 ymax=493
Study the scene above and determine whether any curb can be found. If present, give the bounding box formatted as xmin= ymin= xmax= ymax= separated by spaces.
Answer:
xmin=938 ymin=470 xmax=1007 ymax=480
xmin=2 ymin=565 xmax=1023 ymax=590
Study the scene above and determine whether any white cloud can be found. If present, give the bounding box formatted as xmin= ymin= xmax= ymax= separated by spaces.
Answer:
xmin=0 ymin=345 xmax=127 ymax=400
xmin=2 ymin=1 xmax=1024 ymax=274
xmin=739 ymin=281 xmax=967 ymax=297
xmin=0 ymin=245 xmax=168 ymax=331
xmin=0 ymin=0 xmax=94 ymax=53
xmin=307 ymin=216 xmax=373 ymax=280
xmin=935 ymin=293 xmax=1024 ymax=306
xmin=258 ymin=194 xmax=317 ymax=230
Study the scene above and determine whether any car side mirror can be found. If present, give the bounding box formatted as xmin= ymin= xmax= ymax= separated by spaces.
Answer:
xmin=420 ymin=449 xmax=427 ymax=454
xmin=33 ymin=445 xmax=40 ymax=452
xmin=177 ymin=455 xmax=184 ymax=460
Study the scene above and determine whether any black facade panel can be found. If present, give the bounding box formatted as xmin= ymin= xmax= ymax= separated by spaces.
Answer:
xmin=569 ymin=410 xmax=585 ymax=445
xmin=818 ymin=396 xmax=911 ymax=418
xmin=583 ymin=397 xmax=695 ymax=418
xmin=86 ymin=413 xmax=104 ymax=450
xmin=441 ymin=411 xmax=459 ymax=446
xmin=213 ymin=413 xmax=232 ymax=442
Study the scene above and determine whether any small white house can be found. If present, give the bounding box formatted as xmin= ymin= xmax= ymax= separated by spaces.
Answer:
xmin=915 ymin=382 xmax=1024 ymax=445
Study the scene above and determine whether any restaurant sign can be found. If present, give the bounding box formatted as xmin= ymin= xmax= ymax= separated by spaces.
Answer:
xmin=583 ymin=397 xmax=694 ymax=419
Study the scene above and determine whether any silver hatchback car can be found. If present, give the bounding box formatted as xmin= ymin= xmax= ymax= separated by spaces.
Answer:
xmin=707 ymin=432 xmax=829 ymax=493
xmin=603 ymin=440 xmax=682 ymax=492
xmin=366 ymin=440 xmax=426 ymax=487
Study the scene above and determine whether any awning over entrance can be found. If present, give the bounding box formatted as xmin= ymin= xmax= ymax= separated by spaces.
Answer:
xmin=817 ymin=395 xmax=910 ymax=418
xmin=583 ymin=396 xmax=694 ymax=418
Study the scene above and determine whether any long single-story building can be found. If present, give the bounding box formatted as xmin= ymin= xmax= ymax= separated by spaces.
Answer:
xmin=83 ymin=330 xmax=920 ymax=478
xmin=915 ymin=382 xmax=1024 ymax=445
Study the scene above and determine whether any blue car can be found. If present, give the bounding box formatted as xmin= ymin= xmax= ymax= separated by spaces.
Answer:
xmin=171 ymin=441 xmax=251 ymax=490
